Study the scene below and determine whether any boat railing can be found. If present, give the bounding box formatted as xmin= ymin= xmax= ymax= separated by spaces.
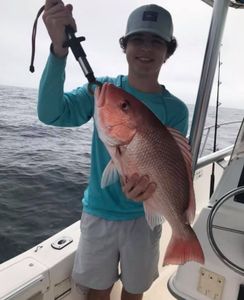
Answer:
xmin=195 ymin=120 xmax=242 ymax=170
xmin=196 ymin=145 xmax=233 ymax=170
xmin=200 ymin=120 xmax=242 ymax=156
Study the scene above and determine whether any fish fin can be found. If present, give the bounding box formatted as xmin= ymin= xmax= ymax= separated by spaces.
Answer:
xmin=167 ymin=127 xmax=192 ymax=167
xmin=185 ymin=181 xmax=196 ymax=224
xmin=144 ymin=201 xmax=165 ymax=230
xmin=163 ymin=226 xmax=205 ymax=266
xmin=184 ymin=150 xmax=196 ymax=223
xmin=101 ymin=160 xmax=119 ymax=188
xmin=168 ymin=127 xmax=196 ymax=223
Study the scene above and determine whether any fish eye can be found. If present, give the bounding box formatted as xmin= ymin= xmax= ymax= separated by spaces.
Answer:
xmin=120 ymin=100 xmax=130 ymax=111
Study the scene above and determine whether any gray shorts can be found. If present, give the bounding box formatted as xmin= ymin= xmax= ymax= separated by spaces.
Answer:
xmin=72 ymin=212 xmax=162 ymax=294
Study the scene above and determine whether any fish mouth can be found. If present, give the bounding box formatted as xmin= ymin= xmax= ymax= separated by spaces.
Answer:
xmin=101 ymin=122 xmax=136 ymax=146
xmin=95 ymin=84 xmax=106 ymax=107
xmin=98 ymin=125 xmax=126 ymax=147
xmin=104 ymin=122 xmax=136 ymax=132
xmin=96 ymin=83 xmax=119 ymax=108
xmin=100 ymin=133 xmax=121 ymax=147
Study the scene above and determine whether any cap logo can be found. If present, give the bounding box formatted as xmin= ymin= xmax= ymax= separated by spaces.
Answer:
xmin=142 ymin=11 xmax=158 ymax=22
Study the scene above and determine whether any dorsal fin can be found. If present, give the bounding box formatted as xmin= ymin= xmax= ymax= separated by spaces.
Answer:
xmin=167 ymin=127 xmax=196 ymax=223
xmin=168 ymin=128 xmax=192 ymax=166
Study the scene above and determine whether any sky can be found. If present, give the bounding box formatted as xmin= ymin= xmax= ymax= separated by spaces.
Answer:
xmin=0 ymin=0 xmax=244 ymax=109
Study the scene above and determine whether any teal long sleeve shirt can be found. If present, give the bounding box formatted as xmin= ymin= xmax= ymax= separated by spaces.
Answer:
xmin=38 ymin=53 xmax=189 ymax=221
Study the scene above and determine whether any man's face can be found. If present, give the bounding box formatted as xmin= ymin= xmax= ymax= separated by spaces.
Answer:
xmin=125 ymin=32 xmax=168 ymax=78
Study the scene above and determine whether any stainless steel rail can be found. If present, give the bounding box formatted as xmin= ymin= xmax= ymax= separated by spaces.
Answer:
xmin=190 ymin=0 xmax=231 ymax=171
xmin=200 ymin=121 xmax=242 ymax=157
xmin=196 ymin=145 xmax=233 ymax=170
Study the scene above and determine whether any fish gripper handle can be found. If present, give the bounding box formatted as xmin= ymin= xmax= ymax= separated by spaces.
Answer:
xmin=63 ymin=25 xmax=96 ymax=84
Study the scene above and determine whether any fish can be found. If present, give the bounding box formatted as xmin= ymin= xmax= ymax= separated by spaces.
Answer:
xmin=94 ymin=83 xmax=205 ymax=266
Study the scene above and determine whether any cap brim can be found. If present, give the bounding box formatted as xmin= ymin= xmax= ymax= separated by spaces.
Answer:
xmin=125 ymin=29 xmax=171 ymax=42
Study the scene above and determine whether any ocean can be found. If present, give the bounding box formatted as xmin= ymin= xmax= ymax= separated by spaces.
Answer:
xmin=0 ymin=84 xmax=243 ymax=264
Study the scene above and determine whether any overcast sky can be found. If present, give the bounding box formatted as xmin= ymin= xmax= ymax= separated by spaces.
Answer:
xmin=0 ymin=0 xmax=244 ymax=109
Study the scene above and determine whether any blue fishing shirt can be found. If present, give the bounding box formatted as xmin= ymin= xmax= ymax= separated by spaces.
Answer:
xmin=38 ymin=53 xmax=189 ymax=221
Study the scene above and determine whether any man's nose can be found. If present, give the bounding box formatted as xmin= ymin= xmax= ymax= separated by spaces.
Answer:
xmin=140 ymin=39 xmax=152 ymax=49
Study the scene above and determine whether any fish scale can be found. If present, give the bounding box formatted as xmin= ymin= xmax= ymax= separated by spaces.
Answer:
xmin=128 ymin=130 xmax=189 ymax=222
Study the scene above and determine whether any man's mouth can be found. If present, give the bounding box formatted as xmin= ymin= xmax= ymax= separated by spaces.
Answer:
xmin=136 ymin=57 xmax=153 ymax=63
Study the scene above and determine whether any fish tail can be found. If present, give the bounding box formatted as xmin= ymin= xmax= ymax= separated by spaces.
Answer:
xmin=162 ymin=226 xmax=205 ymax=266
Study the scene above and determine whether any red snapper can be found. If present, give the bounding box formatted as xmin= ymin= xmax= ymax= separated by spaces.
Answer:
xmin=94 ymin=83 xmax=204 ymax=266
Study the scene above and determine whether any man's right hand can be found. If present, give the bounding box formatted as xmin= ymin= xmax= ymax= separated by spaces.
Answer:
xmin=43 ymin=0 xmax=77 ymax=57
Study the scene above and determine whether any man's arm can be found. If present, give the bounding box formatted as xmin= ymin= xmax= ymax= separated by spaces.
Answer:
xmin=38 ymin=52 xmax=94 ymax=127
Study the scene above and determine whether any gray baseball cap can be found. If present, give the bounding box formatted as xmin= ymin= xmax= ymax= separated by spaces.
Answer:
xmin=125 ymin=4 xmax=173 ymax=42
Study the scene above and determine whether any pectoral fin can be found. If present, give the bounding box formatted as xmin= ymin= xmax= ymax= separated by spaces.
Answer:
xmin=101 ymin=160 xmax=119 ymax=188
xmin=144 ymin=199 xmax=165 ymax=230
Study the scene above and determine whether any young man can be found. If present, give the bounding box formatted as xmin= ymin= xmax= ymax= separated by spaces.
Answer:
xmin=39 ymin=1 xmax=189 ymax=299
